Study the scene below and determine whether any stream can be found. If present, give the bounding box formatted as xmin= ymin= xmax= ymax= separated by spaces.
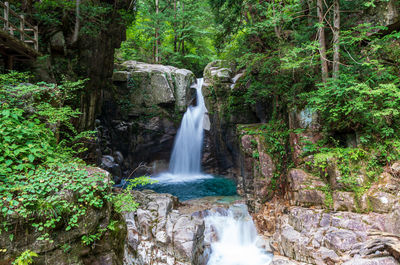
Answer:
xmin=137 ymin=78 xmax=273 ymax=265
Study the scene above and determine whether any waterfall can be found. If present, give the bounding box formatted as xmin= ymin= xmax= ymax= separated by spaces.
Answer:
xmin=169 ymin=78 xmax=207 ymax=174
xmin=205 ymin=204 xmax=273 ymax=265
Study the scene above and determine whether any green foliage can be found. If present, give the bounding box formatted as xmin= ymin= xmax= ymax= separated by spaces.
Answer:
xmin=0 ymin=72 xmax=86 ymax=176
xmin=116 ymin=0 xmax=217 ymax=75
xmin=305 ymin=28 xmax=400 ymax=141
xmin=113 ymin=177 xmax=156 ymax=213
xmin=81 ymin=220 xmax=117 ymax=246
xmin=0 ymin=72 xmax=110 ymax=244
xmin=12 ymin=250 xmax=38 ymax=265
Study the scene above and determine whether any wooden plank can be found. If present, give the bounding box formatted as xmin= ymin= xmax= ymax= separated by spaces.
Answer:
xmin=0 ymin=29 xmax=40 ymax=58
xmin=20 ymin=15 xmax=24 ymax=42
xmin=0 ymin=1 xmax=39 ymax=54
xmin=3 ymin=1 xmax=9 ymax=31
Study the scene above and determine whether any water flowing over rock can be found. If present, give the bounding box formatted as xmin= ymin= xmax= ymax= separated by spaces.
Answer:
xmin=169 ymin=78 xmax=207 ymax=175
xmin=122 ymin=191 xmax=273 ymax=265
xmin=205 ymin=204 xmax=273 ymax=265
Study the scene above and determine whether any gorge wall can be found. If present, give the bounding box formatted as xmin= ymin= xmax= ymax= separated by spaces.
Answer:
xmin=202 ymin=60 xmax=400 ymax=264
xmin=97 ymin=61 xmax=196 ymax=183
xmin=11 ymin=0 xmax=135 ymax=131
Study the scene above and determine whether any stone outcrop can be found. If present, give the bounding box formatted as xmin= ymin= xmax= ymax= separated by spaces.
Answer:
xmin=113 ymin=61 xmax=196 ymax=113
xmin=235 ymin=125 xmax=277 ymax=212
xmin=98 ymin=62 xmax=196 ymax=182
xmin=263 ymin=204 xmax=400 ymax=265
xmin=201 ymin=60 xmax=261 ymax=176
xmin=0 ymin=168 xmax=126 ymax=265
xmin=122 ymin=190 xmax=222 ymax=265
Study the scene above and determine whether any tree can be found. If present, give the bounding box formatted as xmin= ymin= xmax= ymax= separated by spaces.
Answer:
xmin=117 ymin=0 xmax=217 ymax=75
xmin=332 ymin=0 xmax=340 ymax=77
xmin=317 ymin=0 xmax=328 ymax=83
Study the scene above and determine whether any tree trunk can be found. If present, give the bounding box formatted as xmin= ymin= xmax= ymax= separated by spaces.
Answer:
xmin=173 ymin=0 xmax=177 ymax=53
xmin=332 ymin=0 xmax=340 ymax=78
xmin=155 ymin=0 xmax=160 ymax=63
xmin=317 ymin=0 xmax=329 ymax=83
xmin=72 ymin=0 xmax=80 ymax=44
xmin=181 ymin=2 xmax=185 ymax=55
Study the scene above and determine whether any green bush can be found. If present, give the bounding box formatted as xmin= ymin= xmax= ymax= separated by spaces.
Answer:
xmin=0 ymin=72 xmax=110 ymax=243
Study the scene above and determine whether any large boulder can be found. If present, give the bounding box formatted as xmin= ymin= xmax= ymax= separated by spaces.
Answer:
xmin=113 ymin=61 xmax=196 ymax=113
xmin=99 ymin=62 xmax=197 ymax=179
xmin=287 ymin=169 xmax=327 ymax=207
xmin=270 ymin=205 xmax=398 ymax=265
xmin=123 ymin=190 xmax=205 ymax=265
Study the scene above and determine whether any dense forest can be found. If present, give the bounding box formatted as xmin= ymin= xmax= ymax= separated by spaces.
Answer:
xmin=0 ymin=0 xmax=400 ymax=264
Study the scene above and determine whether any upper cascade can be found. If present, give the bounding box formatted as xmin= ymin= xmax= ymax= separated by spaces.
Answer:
xmin=169 ymin=78 xmax=207 ymax=174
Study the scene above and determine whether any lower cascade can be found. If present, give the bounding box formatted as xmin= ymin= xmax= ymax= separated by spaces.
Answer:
xmin=205 ymin=204 xmax=273 ymax=265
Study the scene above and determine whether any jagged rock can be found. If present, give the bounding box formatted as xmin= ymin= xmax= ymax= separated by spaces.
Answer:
xmin=390 ymin=162 xmax=400 ymax=177
xmin=287 ymin=169 xmax=327 ymax=207
xmin=112 ymin=71 xmax=130 ymax=82
xmin=323 ymin=228 xmax=358 ymax=253
xmin=117 ymin=61 xmax=196 ymax=111
xmin=100 ymin=155 xmax=122 ymax=184
xmin=266 ymin=204 xmax=397 ymax=265
xmin=236 ymin=127 xmax=278 ymax=211
xmin=333 ymin=191 xmax=357 ymax=212
xmin=123 ymin=190 xmax=205 ymax=265
xmin=99 ymin=61 xmax=196 ymax=178
xmin=203 ymin=60 xmax=233 ymax=83
xmin=368 ymin=191 xmax=397 ymax=213
xmin=385 ymin=202 xmax=400 ymax=235
xmin=271 ymin=255 xmax=310 ymax=265
xmin=343 ymin=257 xmax=399 ymax=265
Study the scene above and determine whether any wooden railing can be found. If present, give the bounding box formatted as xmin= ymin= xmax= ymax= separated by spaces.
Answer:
xmin=0 ymin=1 xmax=38 ymax=51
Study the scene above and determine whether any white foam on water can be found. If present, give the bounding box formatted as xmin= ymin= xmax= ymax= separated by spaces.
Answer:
xmin=205 ymin=204 xmax=273 ymax=265
xmin=169 ymin=78 xmax=207 ymax=176
xmin=152 ymin=172 xmax=213 ymax=184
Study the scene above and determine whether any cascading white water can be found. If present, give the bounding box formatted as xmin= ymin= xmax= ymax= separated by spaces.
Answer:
xmin=155 ymin=78 xmax=212 ymax=183
xmin=205 ymin=204 xmax=273 ymax=265
xmin=169 ymin=78 xmax=206 ymax=174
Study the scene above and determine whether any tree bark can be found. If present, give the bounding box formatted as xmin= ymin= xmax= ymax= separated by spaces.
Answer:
xmin=332 ymin=0 xmax=340 ymax=78
xmin=317 ymin=0 xmax=329 ymax=83
xmin=72 ymin=0 xmax=80 ymax=44
xmin=173 ymin=0 xmax=177 ymax=53
xmin=155 ymin=0 xmax=160 ymax=63
xmin=180 ymin=2 xmax=185 ymax=55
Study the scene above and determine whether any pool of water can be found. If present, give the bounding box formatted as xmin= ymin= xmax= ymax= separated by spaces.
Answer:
xmin=135 ymin=174 xmax=237 ymax=201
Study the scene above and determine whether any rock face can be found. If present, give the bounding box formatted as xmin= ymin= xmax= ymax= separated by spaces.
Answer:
xmin=0 ymin=168 xmax=126 ymax=265
xmin=262 ymin=203 xmax=400 ymax=265
xmin=98 ymin=61 xmax=196 ymax=182
xmin=113 ymin=61 xmax=196 ymax=113
xmin=123 ymin=190 xmax=207 ymax=265
xmin=236 ymin=125 xmax=277 ymax=212
xmin=201 ymin=60 xmax=266 ymax=180
xmin=253 ymin=165 xmax=400 ymax=265
xmin=23 ymin=0 xmax=135 ymax=130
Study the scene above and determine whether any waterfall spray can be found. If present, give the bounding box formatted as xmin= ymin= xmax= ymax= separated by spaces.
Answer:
xmin=169 ymin=78 xmax=206 ymax=174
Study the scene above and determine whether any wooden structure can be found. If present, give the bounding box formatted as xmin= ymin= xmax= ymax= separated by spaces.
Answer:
xmin=0 ymin=1 xmax=40 ymax=69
